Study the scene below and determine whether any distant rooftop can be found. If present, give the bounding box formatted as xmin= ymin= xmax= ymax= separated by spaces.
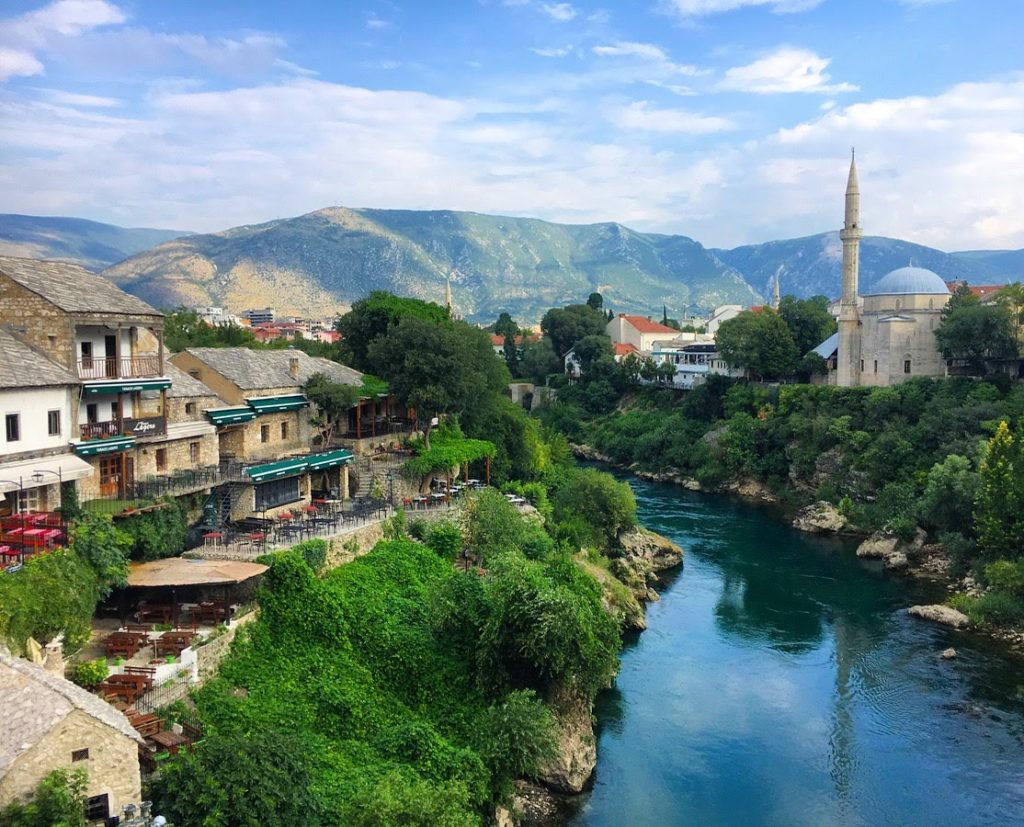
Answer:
xmin=0 ymin=256 xmax=162 ymax=317
xmin=617 ymin=314 xmax=679 ymax=335
xmin=0 ymin=328 xmax=77 ymax=390
xmin=179 ymin=347 xmax=364 ymax=391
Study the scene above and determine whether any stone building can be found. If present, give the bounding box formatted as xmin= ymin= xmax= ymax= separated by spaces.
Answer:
xmin=831 ymin=155 xmax=951 ymax=387
xmin=170 ymin=348 xmax=361 ymax=521
xmin=0 ymin=652 xmax=143 ymax=823
xmin=0 ymin=257 xmax=169 ymax=503
xmin=0 ymin=329 xmax=93 ymax=515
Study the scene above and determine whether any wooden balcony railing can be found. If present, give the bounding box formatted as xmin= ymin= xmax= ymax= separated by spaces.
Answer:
xmin=77 ymin=354 xmax=162 ymax=380
xmin=80 ymin=420 xmax=123 ymax=440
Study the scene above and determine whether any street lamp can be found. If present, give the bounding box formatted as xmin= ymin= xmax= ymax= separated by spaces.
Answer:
xmin=31 ymin=468 xmax=62 ymax=514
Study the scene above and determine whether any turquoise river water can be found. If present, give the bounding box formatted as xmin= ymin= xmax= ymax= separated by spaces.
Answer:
xmin=567 ymin=476 xmax=1024 ymax=827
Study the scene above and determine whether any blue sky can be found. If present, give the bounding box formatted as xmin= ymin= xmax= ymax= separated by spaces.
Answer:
xmin=0 ymin=0 xmax=1021 ymax=250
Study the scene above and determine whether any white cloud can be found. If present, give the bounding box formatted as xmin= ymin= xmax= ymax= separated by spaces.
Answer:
xmin=531 ymin=46 xmax=572 ymax=58
xmin=42 ymin=88 xmax=120 ymax=106
xmin=0 ymin=48 xmax=44 ymax=81
xmin=0 ymin=0 xmax=125 ymax=82
xmin=592 ymin=41 xmax=704 ymax=76
xmin=720 ymin=47 xmax=857 ymax=94
xmin=611 ymin=101 xmax=734 ymax=133
xmin=365 ymin=14 xmax=390 ymax=30
xmin=540 ymin=3 xmax=577 ymax=21
xmin=661 ymin=0 xmax=823 ymax=16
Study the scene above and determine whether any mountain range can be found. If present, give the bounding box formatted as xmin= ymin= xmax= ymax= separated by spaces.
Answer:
xmin=0 ymin=210 xmax=1019 ymax=323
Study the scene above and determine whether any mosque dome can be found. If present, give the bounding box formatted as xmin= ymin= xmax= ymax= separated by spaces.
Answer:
xmin=865 ymin=266 xmax=950 ymax=296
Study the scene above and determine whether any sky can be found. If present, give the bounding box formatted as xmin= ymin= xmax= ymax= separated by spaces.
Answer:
xmin=0 ymin=0 xmax=1022 ymax=251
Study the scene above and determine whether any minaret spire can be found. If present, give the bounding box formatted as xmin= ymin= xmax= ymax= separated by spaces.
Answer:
xmin=772 ymin=272 xmax=781 ymax=311
xmin=837 ymin=148 xmax=863 ymax=388
xmin=445 ymin=275 xmax=453 ymax=313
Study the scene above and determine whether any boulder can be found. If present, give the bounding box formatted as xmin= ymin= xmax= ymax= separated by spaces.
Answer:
xmin=616 ymin=526 xmax=684 ymax=572
xmin=907 ymin=604 xmax=970 ymax=629
xmin=508 ymin=781 xmax=572 ymax=827
xmin=725 ymin=478 xmax=779 ymax=503
xmin=856 ymin=533 xmax=899 ymax=560
xmin=792 ymin=501 xmax=847 ymax=534
xmin=535 ymin=687 xmax=597 ymax=794
xmin=941 ymin=648 xmax=958 ymax=660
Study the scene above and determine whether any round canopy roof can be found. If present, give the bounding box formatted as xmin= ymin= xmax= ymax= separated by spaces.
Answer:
xmin=866 ymin=266 xmax=950 ymax=296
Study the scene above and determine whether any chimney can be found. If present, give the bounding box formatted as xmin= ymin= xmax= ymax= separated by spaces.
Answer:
xmin=288 ymin=355 xmax=300 ymax=380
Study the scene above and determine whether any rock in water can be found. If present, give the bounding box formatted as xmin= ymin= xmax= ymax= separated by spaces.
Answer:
xmin=616 ymin=526 xmax=684 ymax=571
xmin=941 ymin=648 xmax=958 ymax=659
xmin=792 ymin=501 xmax=847 ymax=533
xmin=907 ymin=604 xmax=970 ymax=629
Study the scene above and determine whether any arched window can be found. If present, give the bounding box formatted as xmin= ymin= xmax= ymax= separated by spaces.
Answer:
xmin=903 ymin=355 xmax=912 ymax=374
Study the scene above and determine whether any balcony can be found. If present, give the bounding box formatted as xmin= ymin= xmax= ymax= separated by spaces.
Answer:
xmin=77 ymin=354 xmax=162 ymax=381
xmin=80 ymin=419 xmax=124 ymax=440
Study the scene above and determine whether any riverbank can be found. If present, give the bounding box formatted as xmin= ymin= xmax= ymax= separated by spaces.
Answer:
xmin=570 ymin=443 xmax=1024 ymax=656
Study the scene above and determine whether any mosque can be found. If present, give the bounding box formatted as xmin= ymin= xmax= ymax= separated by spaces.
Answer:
xmin=818 ymin=152 xmax=952 ymax=387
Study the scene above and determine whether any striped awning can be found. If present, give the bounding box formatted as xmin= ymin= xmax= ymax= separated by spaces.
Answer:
xmin=246 ymin=394 xmax=309 ymax=413
xmin=205 ymin=407 xmax=257 ymax=426
xmin=83 ymin=378 xmax=171 ymax=396
xmin=73 ymin=435 xmax=136 ymax=457
xmin=245 ymin=457 xmax=310 ymax=484
xmin=306 ymin=449 xmax=354 ymax=471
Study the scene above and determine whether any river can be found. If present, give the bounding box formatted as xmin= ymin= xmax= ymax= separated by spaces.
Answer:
xmin=567 ymin=477 xmax=1024 ymax=827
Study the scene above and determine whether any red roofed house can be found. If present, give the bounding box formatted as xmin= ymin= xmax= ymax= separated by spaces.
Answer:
xmin=606 ymin=314 xmax=681 ymax=354
xmin=945 ymin=281 xmax=1006 ymax=302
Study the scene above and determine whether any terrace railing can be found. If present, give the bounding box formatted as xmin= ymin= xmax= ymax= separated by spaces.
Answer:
xmin=80 ymin=419 xmax=123 ymax=440
xmin=77 ymin=354 xmax=162 ymax=381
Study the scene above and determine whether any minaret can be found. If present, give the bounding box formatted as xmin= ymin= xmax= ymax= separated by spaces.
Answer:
xmin=836 ymin=149 xmax=862 ymax=387
xmin=772 ymin=272 xmax=781 ymax=311
xmin=445 ymin=276 xmax=453 ymax=314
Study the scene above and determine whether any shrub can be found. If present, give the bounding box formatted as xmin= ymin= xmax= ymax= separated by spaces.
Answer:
xmin=71 ymin=658 xmax=108 ymax=689
xmin=425 ymin=521 xmax=462 ymax=562
xmin=0 ymin=768 xmax=88 ymax=827
xmin=476 ymin=689 xmax=555 ymax=793
xmin=552 ymin=468 xmax=636 ymax=550
xmin=291 ymin=539 xmax=328 ymax=574
xmin=117 ymin=497 xmax=188 ymax=561
xmin=407 ymin=517 xmax=429 ymax=541
xmin=339 ymin=771 xmax=476 ymax=827
xmin=69 ymin=514 xmax=132 ymax=594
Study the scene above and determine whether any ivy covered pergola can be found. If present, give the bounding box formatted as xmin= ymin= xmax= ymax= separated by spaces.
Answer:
xmin=403 ymin=432 xmax=497 ymax=490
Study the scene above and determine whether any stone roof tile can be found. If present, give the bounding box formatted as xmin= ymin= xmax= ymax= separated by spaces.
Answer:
xmin=180 ymin=347 xmax=364 ymax=391
xmin=0 ymin=256 xmax=162 ymax=317
xmin=0 ymin=328 xmax=77 ymax=389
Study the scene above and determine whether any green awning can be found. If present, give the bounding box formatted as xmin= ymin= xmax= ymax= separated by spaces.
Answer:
xmin=246 ymin=394 xmax=309 ymax=413
xmin=306 ymin=449 xmax=354 ymax=471
xmin=74 ymin=436 xmax=136 ymax=457
xmin=245 ymin=457 xmax=310 ymax=483
xmin=206 ymin=407 xmax=257 ymax=426
xmin=83 ymin=378 xmax=171 ymax=396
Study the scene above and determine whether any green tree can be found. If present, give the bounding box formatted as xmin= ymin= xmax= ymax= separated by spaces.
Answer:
xmin=716 ymin=310 xmax=799 ymax=380
xmin=304 ymin=372 xmax=363 ymax=445
xmin=519 ymin=338 xmax=562 ymax=384
xmin=573 ymin=334 xmax=613 ymax=376
xmin=553 ymin=468 xmax=636 ymax=549
xmin=974 ymin=420 xmax=1024 ymax=559
xmin=162 ymin=307 xmax=260 ymax=352
xmin=338 ymin=291 xmax=451 ymax=372
xmin=936 ymin=300 xmax=1019 ymax=375
xmin=0 ymin=768 xmax=88 ymax=827
xmin=69 ymin=514 xmax=133 ymax=594
xmin=541 ymin=304 xmax=608 ymax=358
xmin=150 ymin=730 xmax=325 ymax=827
xmin=502 ymin=335 xmax=520 ymax=377
xmin=918 ymin=454 xmax=978 ymax=534
xmin=367 ymin=316 xmax=509 ymax=447
xmin=586 ymin=292 xmax=604 ymax=311
xmin=340 ymin=772 xmax=475 ymax=827
xmin=493 ymin=312 xmax=519 ymax=339
xmin=778 ymin=295 xmax=837 ymax=355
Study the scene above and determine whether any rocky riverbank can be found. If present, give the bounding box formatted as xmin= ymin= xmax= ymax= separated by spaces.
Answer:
xmin=503 ymin=519 xmax=683 ymax=825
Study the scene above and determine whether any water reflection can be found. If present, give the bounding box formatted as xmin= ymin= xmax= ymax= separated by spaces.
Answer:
xmin=571 ymin=477 xmax=1024 ymax=827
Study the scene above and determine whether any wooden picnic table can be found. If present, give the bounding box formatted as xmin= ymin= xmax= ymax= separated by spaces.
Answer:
xmin=192 ymin=602 xmax=230 ymax=624
xmin=96 ymin=676 xmax=147 ymax=704
xmin=136 ymin=602 xmax=175 ymax=623
xmin=105 ymin=633 xmax=142 ymax=658
xmin=128 ymin=711 xmax=162 ymax=737
xmin=124 ymin=665 xmax=156 ymax=689
xmin=150 ymin=729 xmax=190 ymax=755
xmin=153 ymin=631 xmax=195 ymax=657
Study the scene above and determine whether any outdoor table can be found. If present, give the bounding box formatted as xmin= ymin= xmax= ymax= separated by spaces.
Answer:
xmin=276 ymin=512 xmax=294 ymax=521
xmin=303 ymin=505 xmax=318 ymax=514
xmin=105 ymin=634 xmax=140 ymax=658
xmin=150 ymin=730 xmax=190 ymax=755
xmin=41 ymin=528 xmax=62 ymax=547
xmin=0 ymin=546 xmax=19 ymax=567
xmin=203 ymin=532 xmax=224 ymax=548
xmin=137 ymin=603 xmax=175 ymax=623
xmin=20 ymin=528 xmax=46 ymax=547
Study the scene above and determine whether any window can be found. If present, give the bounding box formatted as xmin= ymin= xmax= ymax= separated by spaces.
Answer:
xmin=873 ymin=360 xmax=878 ymax=374
xmin=904 ymin=359 xmax=912 ymax=374
xmin=47 ymin=335 xmax=57 ymax=348
xmin=260 ymin=424 xmax=270 ymax=443
xmin=189 ymin=441 xmax=200 ymax=463
xmin=155 ymin=448 xmax=167 ymax=471
xmin=16 ymin=488 xmax=40 ymax=514
xmin=5 ymin=413 xmax=19 ymax=442
xmin=185 ymin=402 xmax=197 ymax=415
xmin=189 ymin=369 xmax=201 ymax=379
xmin=254 ymin=477 xmax=301 ymax=511
xmin=86 ymin=402 xmax=98 ymax=423
xmin=71 ymin=748 xmax=89 ymax=762
xmin=859 ymin=359 xmax=864 ymax=372
xmin=280 ymin=421 xmax=289 ymax=440
xmin=85 ymin=794 xmax=109 ymax=821
xmin=47 ymin=409 xmax=61 ymax=436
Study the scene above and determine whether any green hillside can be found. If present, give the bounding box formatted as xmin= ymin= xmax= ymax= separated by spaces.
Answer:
xmin=0 ymin=214 xmax=187 ymax=271
xmin=101 ymin=207 xmax=761 ymax=321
